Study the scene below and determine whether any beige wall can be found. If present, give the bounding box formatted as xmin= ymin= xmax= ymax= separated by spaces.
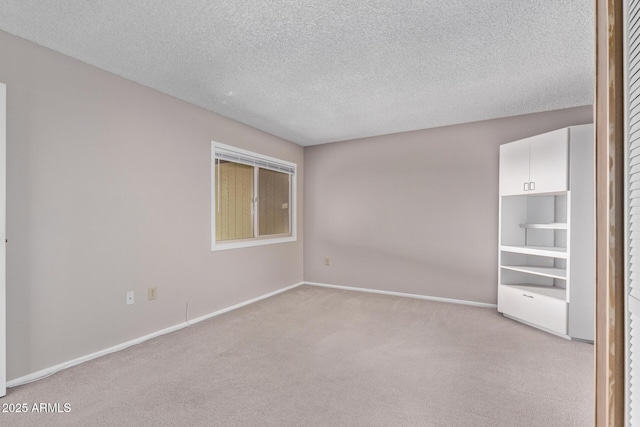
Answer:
xmin=303 ymin=106 xmax=593 ymax=304
xmin=0 ymin=31 xmax=303 ymax=380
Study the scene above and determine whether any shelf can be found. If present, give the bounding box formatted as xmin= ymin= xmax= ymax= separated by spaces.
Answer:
xmin=519 ymin=222 xmax=567 ymax=230
xmin=500 ymin=283 xmax=567 ymax=301
xmin=500 ymin=265 xmax=566 ymax=280
xmin=500 ymin=245 xmax=567 ymax=259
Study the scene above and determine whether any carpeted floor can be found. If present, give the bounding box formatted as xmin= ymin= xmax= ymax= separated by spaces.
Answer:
xmin=0 ymin=285 xmax=593 ymax=426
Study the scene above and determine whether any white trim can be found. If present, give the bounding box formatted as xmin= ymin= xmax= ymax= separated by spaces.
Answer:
xmin=212 ymin=142 xmax=296 ymax=173
xmin=210 ymin=141 xmax=297 ymax=252
xmin=7 ymin=282 xmax=304 ymax=388
xmin=211 ymin=236 xmax=296 ymax=252
xmin=188 ymin=282 xmax=301 ymax=324
xmin=6 ymin=280 xmax=497 ymax=388
xmin=7 ymin=324 xmax=186 ymax=388
xmin=303 ymin=281 xmax=497 ymax=308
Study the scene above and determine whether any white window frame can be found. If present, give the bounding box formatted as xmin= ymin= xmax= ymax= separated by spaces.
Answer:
xmin=211 ymin=142 xmax=297 ymax=251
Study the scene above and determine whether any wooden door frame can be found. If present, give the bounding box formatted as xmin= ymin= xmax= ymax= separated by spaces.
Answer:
xmin=595 ymin=0 xmax=625 ymax=425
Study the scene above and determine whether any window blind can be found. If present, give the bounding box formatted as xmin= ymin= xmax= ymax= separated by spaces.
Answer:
xmin=214 ymin=147 xmax=295 ymax=175
xmin=628 ymin=0 xmax=640 ymax=424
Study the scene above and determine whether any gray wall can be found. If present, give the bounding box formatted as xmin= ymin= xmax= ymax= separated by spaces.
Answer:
xmin=303 ymin=106 xmax=593 ymax=304
xmin=0 ymin=31 xmax=303 ymax=380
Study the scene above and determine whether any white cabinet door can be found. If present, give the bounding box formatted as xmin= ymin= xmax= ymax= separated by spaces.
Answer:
xmin=499 ymin=138 xmax=530 ymax=196
xmin=498 ymin=285 xmax=568 ymax=335
xmin=528 ymin=128 xmax=569 ymax=194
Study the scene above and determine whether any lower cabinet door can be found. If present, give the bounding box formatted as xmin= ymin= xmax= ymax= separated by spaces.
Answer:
xmin=498 ymin=285 xmax=568 ymax=335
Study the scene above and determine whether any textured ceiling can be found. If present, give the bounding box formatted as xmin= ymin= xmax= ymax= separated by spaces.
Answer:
xmin=0 ymin=1 xmax=594 ymax=146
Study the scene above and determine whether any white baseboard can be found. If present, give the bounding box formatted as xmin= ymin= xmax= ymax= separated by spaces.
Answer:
xmin=303 ymin=281 xmax=497 ymax=308
xmin=8 ymin=280 xmax=492 ymax=387
xmin=188 ymin=282 xmax=302 ymax=324
xmin=7 ymin=282 xmax=304 ymax=388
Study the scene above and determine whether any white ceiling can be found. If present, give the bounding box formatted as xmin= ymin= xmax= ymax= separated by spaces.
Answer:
xmin=0 ymin=1 xmax=594 ymax=146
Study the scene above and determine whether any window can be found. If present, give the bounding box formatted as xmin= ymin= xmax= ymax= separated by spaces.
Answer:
xmin=211 ymin=142 xmax=296 ymax=250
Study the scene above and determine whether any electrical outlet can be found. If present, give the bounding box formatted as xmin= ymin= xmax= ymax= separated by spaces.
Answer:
xmin=148 ymin=287 xmax=157 ymax=301
xmin=325 ymin=257 xmax=330 ymax=266
xmin=126 ymin=291 xmax=134 ymax=305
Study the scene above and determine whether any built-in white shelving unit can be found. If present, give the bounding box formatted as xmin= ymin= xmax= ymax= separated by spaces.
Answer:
xmin=497 ymin=124 xmax=595 ymax=341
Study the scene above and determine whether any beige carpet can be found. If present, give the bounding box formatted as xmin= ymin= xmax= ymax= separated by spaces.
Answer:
xmin=1 ymin=285 xmax=593 ymax=426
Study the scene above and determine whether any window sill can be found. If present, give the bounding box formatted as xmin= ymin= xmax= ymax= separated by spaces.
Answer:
xmin=211 ymin=235 xmax=296 ymax=251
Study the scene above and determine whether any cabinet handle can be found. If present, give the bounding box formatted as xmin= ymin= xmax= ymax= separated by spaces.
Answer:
xmin=522 ymin=294 xmax=534 ymax=299
xmin=524 ymin=182 xmax=529 ymax=191
xmin=530 ymin=181 xmax=535 ymax=191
